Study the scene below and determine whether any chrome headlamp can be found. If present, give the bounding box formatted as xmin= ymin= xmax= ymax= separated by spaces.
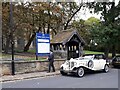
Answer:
xmin=65 ymin=60 xmax=69 ymax=65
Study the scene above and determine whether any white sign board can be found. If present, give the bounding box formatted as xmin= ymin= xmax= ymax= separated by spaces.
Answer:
xmin=36 ymin=33 xmax=50 ymax=56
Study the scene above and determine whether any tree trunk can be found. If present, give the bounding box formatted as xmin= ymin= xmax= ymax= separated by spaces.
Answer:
xmin=4 ymin=38 xmax=10 ymax=53
xmin=24 ymin=30 xmax=39 ymax=52
xmin=24 ymin=33 xmax=36 ymax=52
xmin=47 ymin=23 xmax=50 ymax=34
xmin=104 ymin=46 xmax=109 ymax=60
xmin=47 ymin=3 xmax=51 ymax=34
xmin=4 ymin=34 xmax=11 ymax=54
xmin=112 ymin=44 xmax=116 ymax=58
xmin=64 ymin=4 xmax=83 ymax=30
xmin=103 ymin=2 xmax=107 ymax=23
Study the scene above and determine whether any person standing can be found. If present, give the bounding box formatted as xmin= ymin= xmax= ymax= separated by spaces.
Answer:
xmin=47 ymin=50 xmax=55 ymax=72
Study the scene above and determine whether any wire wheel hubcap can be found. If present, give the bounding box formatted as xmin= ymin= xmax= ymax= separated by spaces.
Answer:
xmin=105 ymin=65 xmax=109 ymax=72
xmin=78 ymin=68 xmax=84 ymax=77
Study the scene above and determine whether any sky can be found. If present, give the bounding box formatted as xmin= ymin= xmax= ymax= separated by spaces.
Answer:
xmin=76 ymin=8 xmax=102 ymax=20
xmin=75 ymin=0 xmax=119 ymax=20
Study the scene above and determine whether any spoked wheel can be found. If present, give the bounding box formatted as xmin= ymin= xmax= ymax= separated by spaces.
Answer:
xmin=77 ymin=67 xmax=85 ymax=77
xmin=103 ymin=64 xmax=109 ymax=73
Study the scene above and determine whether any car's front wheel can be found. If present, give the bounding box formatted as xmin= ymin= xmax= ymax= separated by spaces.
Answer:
xmin=103 ymin=64 xmax=109 ymax=73
xmin=76 ymin=67 xmax=85 ymax=77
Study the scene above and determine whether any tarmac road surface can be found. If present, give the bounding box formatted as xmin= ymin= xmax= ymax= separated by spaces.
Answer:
xmin=2 ymin=68 xmax=119 ymax=88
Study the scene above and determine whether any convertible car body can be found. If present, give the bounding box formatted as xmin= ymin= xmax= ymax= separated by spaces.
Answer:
xmin=60 ymin=54 xmax=109 ymax=77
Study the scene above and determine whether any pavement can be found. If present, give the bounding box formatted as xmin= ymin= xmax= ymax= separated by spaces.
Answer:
xmin=1 ymin=71 xmax=60 ymax=82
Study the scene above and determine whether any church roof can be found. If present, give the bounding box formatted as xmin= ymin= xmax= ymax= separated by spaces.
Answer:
xmin=51 ymin=29 xmax=85 ymax=45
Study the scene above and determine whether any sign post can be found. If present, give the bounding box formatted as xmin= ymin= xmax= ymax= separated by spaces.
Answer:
xmin=36 ymin=33 xmax=50 ymax=57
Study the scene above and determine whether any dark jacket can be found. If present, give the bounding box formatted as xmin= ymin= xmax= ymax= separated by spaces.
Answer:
xmin=48 ymin=52 xmax=54 ymax=62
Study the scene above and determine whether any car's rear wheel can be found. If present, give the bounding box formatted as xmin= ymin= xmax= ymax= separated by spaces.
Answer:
xmin=103 ymin=64 xmax=109 ymax=73
xmin=77 ymin=67 xmax=85 ymax=77
xmin=60 ymin=71 xmax=67 ymax=75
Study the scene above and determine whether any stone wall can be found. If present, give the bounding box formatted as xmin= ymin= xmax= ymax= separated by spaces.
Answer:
xmin=54 ymin=51 xmax=67 ymax=59
xmin=1 ymin=59 xmax=65 ymax=76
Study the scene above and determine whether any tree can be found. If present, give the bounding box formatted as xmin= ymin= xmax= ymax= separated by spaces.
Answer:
xmin=57 ymin=2 xmax=84 ymax=30
xmin=23 ymin=2 xmax=63 ymax=52
xmin=86 ymin=1 xmax=120 ymax=58
xmin=71 ymin=19 xmax=90 ymax=45
xmin=4 ymin=1 xmax=112 ymax=53
xmin=2 ymin=2 xmax=63 ymax=52
xmin=22 ymin=2 xmax=84 ymax=52
xmin=2 ymin=2 xmax=33 ymax=53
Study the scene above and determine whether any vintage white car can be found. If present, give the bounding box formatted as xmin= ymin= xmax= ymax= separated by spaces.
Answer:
xmin=60 ymin=54 xmax=109 ymax=77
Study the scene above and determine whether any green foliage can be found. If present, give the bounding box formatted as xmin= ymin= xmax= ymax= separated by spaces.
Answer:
xmin=2 ymin=1 xmax=120 ymax=55
xmin=84 ymin=50 xmax=120 ymax=58
xmin=90 ymin=22 xmax=120 ymax=46
xmin=85 ymin=1 xmax=120 ymax=56
xmin=71 ymin=19 xmax=90 ymax=44
xmin=28 ymin=49 xmax=36 ymax=53
xmin=84 ymin=50 xmax=103 ymax=54
xmin=84 ymin=17 xmax=100 ymax=26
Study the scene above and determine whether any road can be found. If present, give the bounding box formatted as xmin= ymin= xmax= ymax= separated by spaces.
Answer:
xmin=2 ymin=68 xmax=119 ymax=88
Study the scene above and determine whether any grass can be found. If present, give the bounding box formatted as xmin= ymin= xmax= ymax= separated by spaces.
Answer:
xmin=27 ymin=57 xmax=47 ymax=61
xmin=84 ymin=50 xmax=120 ymax=58
xmin=84 ymin=50 xmax=104 ymax=54
xmin=2 ymin=53 xmax=47 ymax=61
xmin=2 ymin=50 xmax=119 ymax=60
xmin=2 ymin=53 xmax=11 ymax=57
xmin=28 ymin=49 xmax=36 ymax=53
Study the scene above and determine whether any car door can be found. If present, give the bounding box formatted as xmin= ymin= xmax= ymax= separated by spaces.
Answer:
xmin=93 ymin=58 xmax=101 ymax=70
xmin=98 ymin=55 xmax=106 ymax=69
xmin=98 ymin=59 xmax=106 ymax=69
xmin=93 ymin=55 xmax=102 ymax=70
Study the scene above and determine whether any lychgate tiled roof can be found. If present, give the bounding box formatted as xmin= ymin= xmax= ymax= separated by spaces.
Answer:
xmin=51 ymin=29 xmax=85 ymax=45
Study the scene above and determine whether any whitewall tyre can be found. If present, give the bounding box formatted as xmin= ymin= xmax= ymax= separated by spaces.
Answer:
xmin=77 ymin=67 xmax=85 ymax=77
xmin=104 ymin=65 xmax=109 ymax=73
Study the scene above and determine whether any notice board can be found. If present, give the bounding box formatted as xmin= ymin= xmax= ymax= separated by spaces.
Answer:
xmin=36 ymin=33 xmax=50 ymax=56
